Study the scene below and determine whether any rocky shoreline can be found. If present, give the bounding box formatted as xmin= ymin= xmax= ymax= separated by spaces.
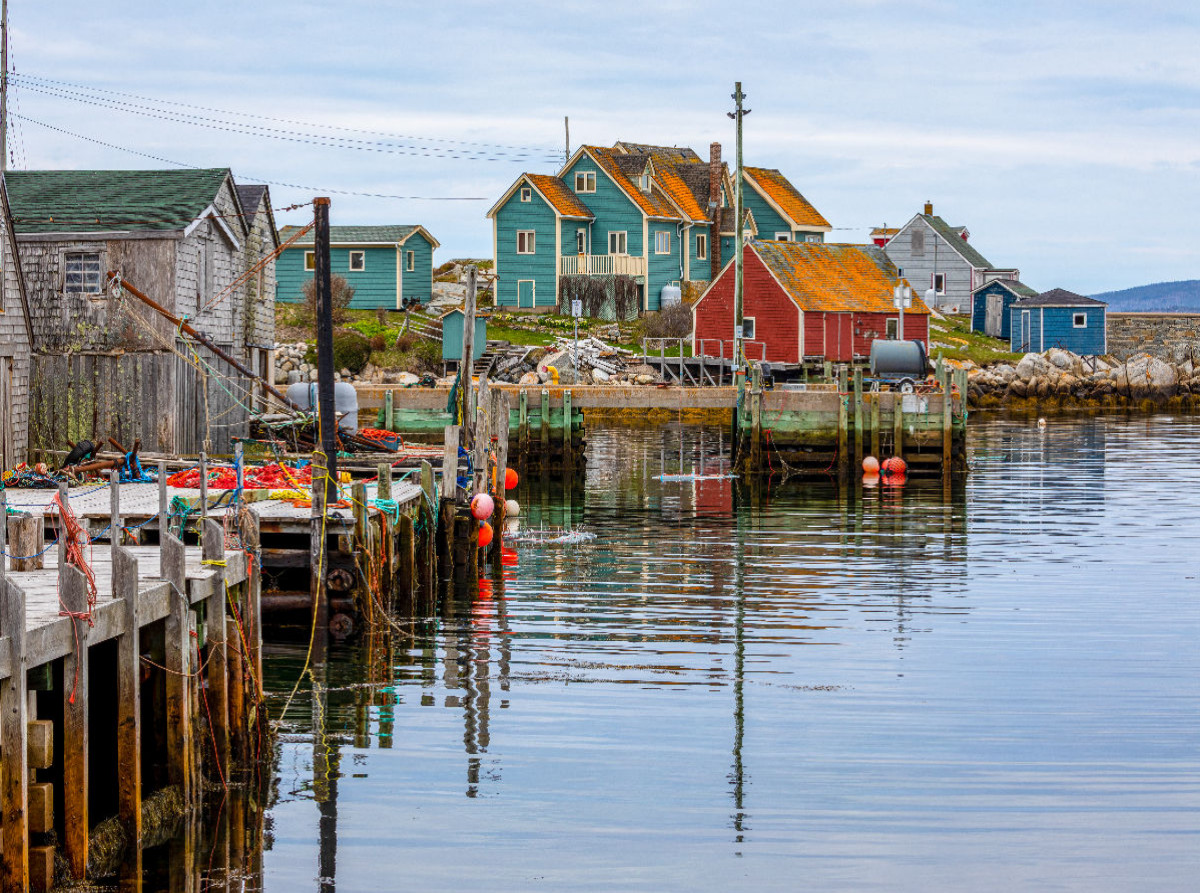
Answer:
xmin=967 ymin=349 xmax=1200 ymax=409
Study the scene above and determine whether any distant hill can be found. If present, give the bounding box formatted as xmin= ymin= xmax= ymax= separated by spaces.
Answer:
xmin=1092 ymin=280 xmax=1200 ymax=311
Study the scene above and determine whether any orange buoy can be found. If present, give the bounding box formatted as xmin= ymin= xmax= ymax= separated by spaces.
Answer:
xmin=881 ymin=456 xmax=907 ymax=476
xmin=862 ymin=473 xmax=880 ymax=488
xmin=470 ymin=492 xmax=495 ymax=520
xmin=505 ymin=467 xmax=519 ymax=490
xmin=883 ymin=472 xmax=907 ymax=487
xmin=862 ymin=456 xmax=880 ymax=475
xmin=478 ymin=521 xmax=494 ymax=548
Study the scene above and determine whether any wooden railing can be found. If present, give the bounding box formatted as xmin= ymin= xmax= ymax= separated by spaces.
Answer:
xmin=559 ymin=254 xmax=647 ymax=277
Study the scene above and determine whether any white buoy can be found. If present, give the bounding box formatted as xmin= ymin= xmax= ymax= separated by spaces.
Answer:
xmin=1037 ymin=417 xmax=1047 ymax=429
xmin=505 ymin=498 xmax=520 ymax=517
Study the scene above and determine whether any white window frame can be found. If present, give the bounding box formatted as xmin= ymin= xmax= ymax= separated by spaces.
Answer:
xmin=1073 ymin=312 xmax=1087 ymax=328
xmin=575 ymin=229 xmax=586 ymax=254
xmin=608 ymin=231 xmax=628 ymax=255
xmin=933 ymin=273 xmax=946 ymax=295
xmin=696 ymin=233 xmax=707 ymax=261
xmin=304 ymin=251 xmax=316 ymax=272
xmin=740 ymin=317 xmax=756 ymax=340
xmin=806 ymin=233 xmax=822 ymax=243
xmin=654 ymin=231 xmax=671 ymax=254
xmin=64 ymin=251 xmax=103 ymax=296
xmin=774 ymin=232 xmax=792 ymax=242
xmin=574 ymin=171 xmax=596 ymax=193
xmin=406 ymin=250 xmax=415 ymax=272
xmin=516 ymin=231 xmax=536 ymax=255
xmin=886 ymin=318 xmax=899 ymax=340
xmin=348 ymin=250 xmax=365 ymax=272
xmin=520 ymin=187 xmax=532 ymax=202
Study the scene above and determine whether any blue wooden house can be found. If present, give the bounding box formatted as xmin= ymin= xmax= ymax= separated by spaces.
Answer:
xmin=487 ymin=141 xmax=827 ymax=317
xmin=1010 ymin=289 xmax=1107 ymax=355
xmin=276 ymin=224 xmax=440 ymax=310
xmin=971 ymin=278 xmax=1037 ymax=340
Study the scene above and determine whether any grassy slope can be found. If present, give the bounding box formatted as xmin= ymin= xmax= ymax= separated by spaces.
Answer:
xmin=928 ymin=314 xmax=1023 ymax=365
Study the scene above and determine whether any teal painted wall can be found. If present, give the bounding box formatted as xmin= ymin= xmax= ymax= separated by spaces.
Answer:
xmin=563 ymin=155 xmax=643 ymax=265
xmin=740 ymin=181 xmax=791 ymax=240
xmin=647 ymin=223 xmax=683 ymax=312
xmin=688 ymin=225 xmax=712 ymax=283
xmin=276 ymin=245 xmax=399 ymax=309
xmin=401 ymin=232 xmax=436 ymax=305
xmin=1010 ymin=305 xmax=1106 ymax=354
xmin=495 ymin=178 xmax=558 ymax=308
xmin=442 ymin=312 xmax=489 ymax=361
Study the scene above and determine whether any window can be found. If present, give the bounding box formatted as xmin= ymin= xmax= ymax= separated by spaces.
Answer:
xmin=517 ymin=231 xmax=536 ymax=254
xmin=654 ymin=231 xmax=671 ymax=254
xmin=639 ymin=174 xmax=650 ymax=191
xmin=348 ymin=251 xmax=365 ymax=271
xmin=304 ymin=251 xmax=316 ymax=271
xmin=574 ymin=171 xmax=596 ymax=193
xmin=740 ymin=317 xmax=756 ymax=340
xmin=886 ymin=318 xmax=899 ymax=340
xmin=896 ymin=266 xmax=903 ymax=278
xmin=696 ymin=233 xmax=707 ymax=260
xmin=933 ymin=273 xmax=946 ymax=294
xmin=911 ymin=229 xmax=925 ymax=256
xmin=608 ymin=231 xmax=628 ymax=255
xmin=64 ymin=252 xmax=102 ymax=295
xmin=775 ymin=232 xmax=792 ymax=242
xmin=406 ymin=251 xmax=415 ymax=272
xmin=575 ymin=229 xmax=586 ymax=254
xmin=1073 ymin=312 xmax=1087 ymax=328
xmin=806 ymin=233 xmax=822 ymax=243
xmin=520 ymin=188 xmax=532 ymax=202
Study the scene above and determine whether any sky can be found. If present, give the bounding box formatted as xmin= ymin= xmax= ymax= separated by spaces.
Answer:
xmin=7 ymin=0 xmax=1199 ymax=293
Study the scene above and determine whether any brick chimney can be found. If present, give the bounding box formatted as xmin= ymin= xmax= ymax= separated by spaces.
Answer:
xmin=709 ymin=142 xmax=723 ymax=279
xmin=924 ymin=200 xmax=933 ymax=216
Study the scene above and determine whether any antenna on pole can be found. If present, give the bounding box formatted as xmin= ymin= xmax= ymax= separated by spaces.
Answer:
xmin=564 ymin=116 xmax=570 ymax=164
xmin=727 ymin=82 xmax=750 ymax=368
xmin=1 ymin=0 xmax=8 ymax=173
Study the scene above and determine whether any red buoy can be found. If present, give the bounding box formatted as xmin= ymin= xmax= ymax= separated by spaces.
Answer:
xmin=881 ymin=457 xmax=908 ymax=476
xmin=505 ymin=468 xmax=519 ymax=490
xmin=478 ymin=521 xmax=494 ymax=548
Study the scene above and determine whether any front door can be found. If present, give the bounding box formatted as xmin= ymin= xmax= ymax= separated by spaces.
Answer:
xmin=1020 ymin=310 xmax=1031 ymax=352
xmin=517 ymin=280 xmax=535 ymax=309
xmin=985 ymin=294 xmax=1004 ymax=337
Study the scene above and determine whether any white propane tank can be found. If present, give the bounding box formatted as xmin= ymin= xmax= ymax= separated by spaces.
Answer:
xmin=284 ymin=381 xmax=359 ymax=431
xmin=660 ymin=284 xmax=682 ymax=308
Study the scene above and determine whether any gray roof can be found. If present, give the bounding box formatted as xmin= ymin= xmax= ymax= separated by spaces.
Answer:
xmin=1012 ymin=288 xmax=1107 ymax=308
xmin=278 ymin=224 xmax=422 ymax=245
xmin=973 ymin=278 xmax=1038 ymax=298
xmin=922 ymin=214 xmax=994 ymax=269
xmin=236 ymin=185 xmax=268 ymax=222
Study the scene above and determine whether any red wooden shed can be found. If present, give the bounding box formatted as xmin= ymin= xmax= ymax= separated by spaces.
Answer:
xmin=691 ymin=241 xmax=930 ymax=364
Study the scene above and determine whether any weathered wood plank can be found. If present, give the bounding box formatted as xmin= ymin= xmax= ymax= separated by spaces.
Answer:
xmin=0 ymin=579 xmax=29 ymax=891
xmin=162 ymin=531 xmax=193 ymax=805
xmin=113 ymin=544 xmax=143 ymax=879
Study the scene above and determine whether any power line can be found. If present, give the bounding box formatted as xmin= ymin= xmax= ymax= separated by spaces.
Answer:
xmin=14 ymin=114 xmax=492 ymax=201
xmin=13 ymin=71 xmax=559 ymax=156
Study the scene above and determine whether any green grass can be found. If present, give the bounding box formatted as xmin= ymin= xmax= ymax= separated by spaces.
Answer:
xmin=928 ymin=314 xmax=1023 ymax=366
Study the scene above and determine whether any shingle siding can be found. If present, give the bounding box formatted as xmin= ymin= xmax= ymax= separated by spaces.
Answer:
xmin=884 ymin=217 xmax=976 ymax=310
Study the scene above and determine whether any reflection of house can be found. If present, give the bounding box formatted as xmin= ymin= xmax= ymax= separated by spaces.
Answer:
xmin=881 ymin=202 xmax=1020 ymax=313
xmin=971 ymin=278 xmax=1037 ymax=340
xmin=7 ymin=168 xmax=277 ymax=453
xmin=1010 ymin=289 xmax=1107 ymax=355
xmin=692 ymin=240 xmax=929 ymax=363
xmin=276 ymin=225 xmax=440 ymax=310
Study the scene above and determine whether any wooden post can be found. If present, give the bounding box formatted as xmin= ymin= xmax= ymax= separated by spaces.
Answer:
xmin=419 ymin=460 xmax=436 ymax=598
xmin=236 ymin=508 xmax=263 ymax=703
xmin=493 ymin=390 xmax=510 ymax=566
xmin=893 ymin=392 xmax=904 ymax=461
xmin=562 ymin=389 xmax=573 ymax=472
xmin=383 ymin=389 xmax=394 ymax=433
xmin=823 ymin=359 xmax=832 ymax=382
xmin=8 ymin=512 xmax=43 ymax=573
xmin=108 ymin=468 xmax=122 ymax=577
xmin=202 ymin=519 xmax=230 ymax=783
xmin=870 ymin=391 xmax=881 ymax=459
xmin=0 ymin=489 xmax=5 ymax=585
xmin=459 ymin=266 xmax=478 ymax=435
xmin=313 ymin=197 xmax=340 ymax=501
xmin=518 ymin=388 xmax=529 ymax=462
xmin=540 ymin=388 xmax=550 ymax=457
xmin=836 ymin=366 xmax=849 ymax=481
xmin=113 ymin=545 xmax=142 ymax=872
xmin=473 ymin=374 xmax=490 ymax=497
xmin=399 ymin=513 xmax=416 ymax=608
xmin=0 ymin=578 xmax=29 ymax=891
xmin=199 ymin=451 xmax=209 ymax=521
xmin=158 ymin=460 xmax=168 ymax=541
xmin=61 ymin=562 xmax=91 ymax=878
xmin=57 ymin=481 xmax=68 ymax=569
xmin=941 ymin=366 xmax=952 ymax=479
xmin=439 ymin=426 xmax=460 ymax=579
xmin=853 ymin=367 xmax=864 ymax=466
xmin=226 ymin=615 xmax=246 ymax=765
xmin=377 ymin=463 xmax=394 ymax=599
xmin=749 ymin=366 xmax=762 ymax=474
xmin=310 ymin=451 xmax=329 ymax=654
xmin=162 ymin=530 xmax=192 ymax=805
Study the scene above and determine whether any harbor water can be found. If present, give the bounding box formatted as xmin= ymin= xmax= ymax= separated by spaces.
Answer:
xmin=245 ymin=415 xmax=1199 ymax=891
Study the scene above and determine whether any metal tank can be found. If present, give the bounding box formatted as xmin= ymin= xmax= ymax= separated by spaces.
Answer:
xmin=660 ymin=284 xmax=682 ymax=308
xmin=869 ymin=340 xmax=928 ymax=391
xmin=285 ymin=380 xmax=359 ymax=431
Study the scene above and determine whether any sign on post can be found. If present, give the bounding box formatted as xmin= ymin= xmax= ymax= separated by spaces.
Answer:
xmin=571 ymin=299 xmax=583 ymax=318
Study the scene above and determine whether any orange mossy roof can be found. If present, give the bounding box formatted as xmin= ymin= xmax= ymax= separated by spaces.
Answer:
xmin=587 ymin=146 xmax=682 ymax=219
xmin=870 ymin=226 xmax=900 ymax=237
xmin=525 ymin=174 xmax=594 ymax=218
xmin=752 ymin=241 xmax=930 ymax=314
xmin=654 ymin=164 xmax=709 ymax=223
xmin=743 ymin=167 xmax=831 ymax=229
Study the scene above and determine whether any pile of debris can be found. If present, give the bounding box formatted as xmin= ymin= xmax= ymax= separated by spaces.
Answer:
xmin=486 ymin=336 xmax=664 ymax=386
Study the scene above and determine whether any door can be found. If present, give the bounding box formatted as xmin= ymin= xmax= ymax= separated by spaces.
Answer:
xmin=517 ymin=280 xmax=535 ymax=309
xmin=985 ymin=294 xmax=1004 ymax=337
xmin=0 ymin=359 xmax=12 ymax=468
xmin=1020 ymin=310 xmax=1031 ymax=352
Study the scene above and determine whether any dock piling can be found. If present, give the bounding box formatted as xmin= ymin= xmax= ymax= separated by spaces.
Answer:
xmin=0 ymin=578 xmax=29 ymax=892
xmin=853 ymin=368 xmax=864 ymax=466
xmin=162 ymin=530 xmax=193 ymax=806
xmin=61 ymin=562 xmax=91 ymax=879
xmin=113 ymin=545 xmax=142 ymax=869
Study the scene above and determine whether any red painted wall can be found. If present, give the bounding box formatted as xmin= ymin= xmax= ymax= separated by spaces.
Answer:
xmin=693 ymin=251 xmax=800 ymax=363
xmin=804 ymin=312 xmax=930 ymax=361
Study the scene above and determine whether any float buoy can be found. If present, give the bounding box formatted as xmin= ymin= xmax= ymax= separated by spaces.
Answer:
xmin=862 ymin=456 xmax=880 ymax=475
xmin=505 ymin=467 xmax=519 ymax=490
xmin=505 ymin=498 xmax=520 ymax=517
xmin=863 ymin=473 xmax=880 ymax=488
xmin=1037 ymin=417 xmax=1047 ymax=429
xmin=883 ymin=472 xmax=907 ymax=488
xmin=478 ymin=521 xmax=494 ymax=548
xmin=471 ymin=493 xmax=495 ymax=520
xmin=881 ymin=457 xmax=907 ymax=476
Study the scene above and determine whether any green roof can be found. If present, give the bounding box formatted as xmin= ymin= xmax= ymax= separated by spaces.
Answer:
xmin=279 ymin=224 xmax=422 ymax=246
xmin=923 ymin=214 xmax=993 ymax=269
xmin=5 ymin=168 xmax=231 ymax=234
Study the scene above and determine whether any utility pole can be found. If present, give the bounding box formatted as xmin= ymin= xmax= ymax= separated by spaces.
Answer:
xmin=313 ymin=197 xmax=338 ymax=503
xmin=2 ymin=0 xmax=8 ymax=172
xmin=564 ymin=116 xmax=570 ymax=164
xmin=727 ymin=82 xmax=750 ymax=367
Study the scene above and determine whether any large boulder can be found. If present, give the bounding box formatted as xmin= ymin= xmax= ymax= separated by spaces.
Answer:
xmin=991 ymin=363 xmax=1017 ymax=384
xmin=1015 ymin=353 xmax=1050 ymax=382
xmin=1046 ymin=348 xmax=1074 ymax=370
xmin=1116 ymin=355 xmax=1178 ymax=398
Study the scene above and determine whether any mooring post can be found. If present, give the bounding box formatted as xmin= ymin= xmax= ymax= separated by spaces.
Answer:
xmin=519 ymin=388 xmax=529 ymax=463
xmin=108 ymin=468 xmax=121 ymax=581
xmin=540 ymin=388 xmax=550 ymax=457
xmin=311 ymin=451 xmax=330 ymax=656
xmin=113 ymin=544 xmax=142 ymax=874
xmin=199 ymin=450 xmax=209 ymax=521
xmin=162 ymin=529 xmax=192 ymax=806
xmin=0 ymin=489 xmax=6 ymax=586
xmin=941 ymin=366 xmax=952 ymax=479
xmin=853 ymin=367 xmax=864 ymax=466
xmin=0 ymin=578 xmax=29 ymax=891
xmin=377 ymin=463 xmax=394 ymax=597
xmin=236 ymin=507 xmax=263 ymax=700
xmin=234 ymin=441 xmax=245 ymax=501
xmin=836 ymin=366 xmax=849 ymax=481
xmin=8 ymin=511 xmax=42 ymax=573
xmin=893 ymin=392 xmax=905 ymax=461
xmin=749 ymin=365 xmax=762 ymax=474
xmin=61 ymin=562 xmax=91 ymax=878
xmin=203 ymin=518 xmax=230 ymax=782
xmin=823 ymin=360 xmax=832 ymax=382
xmin=383 ymin=389 xmax=394 ymax=432
xmin=439 ymin=426 xmax=459 ymax=581
xmin=57 ymin=480 xmax=68 ymax=569
xmin=419 ymin=459 xmax=436 ymax=600
xmin=562 ymin=389 xmax=573 ymax=473
xmin=158 ymin=460 xmax=168 ymax=540
xmin=473 ymin=374 xmax=490 ymax=497
xmin=870 ymin=390 xmax=881 ymax=459
xmin=493 ymin=390 xmax=510 ymax=571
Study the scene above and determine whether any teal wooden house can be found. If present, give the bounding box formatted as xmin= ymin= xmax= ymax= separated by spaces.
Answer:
xmin=276 ymin=224 xmax=440 ymax=310
xmin=440 ymin=309 xmax=488 ymax=364
xmin=971 ymin=278 xmax=1037 ymax=340
xmin=1010 ymin=289 xmax=1107 ymax=355
xmin=487 ymin=141 xmax=828 ymax=317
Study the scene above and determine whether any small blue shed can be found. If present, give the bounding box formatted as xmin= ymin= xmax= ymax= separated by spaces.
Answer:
xmin=971 ymin=278 xmax=1037 ymax=340
xmin=441 ymin=309 xmax=489 ymax=363
xmin=1009 ymin=289 xmax=1107 ymax=355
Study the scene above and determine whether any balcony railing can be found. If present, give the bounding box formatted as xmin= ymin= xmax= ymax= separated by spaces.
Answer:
xmin=559 ymin=254 xmax=647 ymax=277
